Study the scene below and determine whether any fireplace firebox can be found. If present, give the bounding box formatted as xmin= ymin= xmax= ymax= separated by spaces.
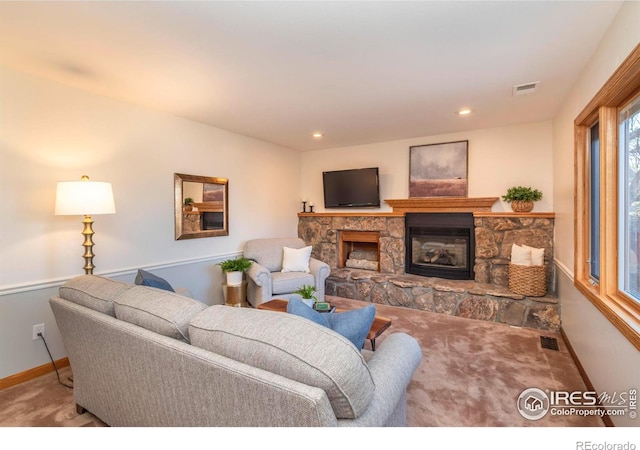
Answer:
xmin=202 ymin=212 xmax=224 ymax=230
xmin=405 ymin=213 xmax=475 ymax=280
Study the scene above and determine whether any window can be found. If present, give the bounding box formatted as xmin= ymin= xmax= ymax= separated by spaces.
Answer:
xmin=575 ymin=44 xmax=640 ymax=350
xmin=619 ymin=95 xmax=640 ymax=302
xmin=589 ymin=122 xmax=600 ymax=281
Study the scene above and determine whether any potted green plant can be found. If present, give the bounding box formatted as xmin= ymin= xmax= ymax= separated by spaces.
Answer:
xmin=183 ymin=197 xmax=194 ymax=211
xmin=293 ymin=284 xmax=317 ymax=307
xmin=501 ymin=186 xmax=543 ymax=213
xmin=218 ymin=257 xmax=253 ymax=286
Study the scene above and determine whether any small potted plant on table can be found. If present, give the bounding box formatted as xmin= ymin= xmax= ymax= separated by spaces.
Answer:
xmin=293 ymin=285 xmax=317 ymax=307
xmin=218 ymin=257 xmax=253 ymax=286
xmin=183 ymin=197 xmax=194 ymax=211
xmin=294 ymin=285 xmax=332 ymax=311
xmin=502 ymin=186 xmax=543 ymax=212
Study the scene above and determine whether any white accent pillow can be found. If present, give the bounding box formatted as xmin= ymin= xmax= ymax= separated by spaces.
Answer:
xmin=524 ymin=245 xmax=545 ymax=266
xmin=511 ymin=244 xmax=532 ymax=266
xmin=281 ymin=246 xmax=312 ymax=273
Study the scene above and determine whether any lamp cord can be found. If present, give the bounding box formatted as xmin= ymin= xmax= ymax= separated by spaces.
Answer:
xmin=38 ymin=332 xmax=73 ymax=389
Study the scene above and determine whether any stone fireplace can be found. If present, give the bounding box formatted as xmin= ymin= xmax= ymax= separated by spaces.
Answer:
xmin=297 ymin=200 xmax=558 ymax=331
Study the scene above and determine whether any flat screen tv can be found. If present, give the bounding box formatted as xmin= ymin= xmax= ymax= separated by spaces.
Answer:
xmin=323 ymin=167 xmax=380 ymax=208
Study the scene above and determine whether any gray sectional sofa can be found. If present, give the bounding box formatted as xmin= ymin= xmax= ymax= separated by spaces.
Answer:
xmin=50 ymin=275 xmax=422 ymax=426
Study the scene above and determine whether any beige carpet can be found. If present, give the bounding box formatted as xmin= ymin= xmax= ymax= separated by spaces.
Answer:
xmin=0 ymin=296 xmax=602 ymax=427
xmin=329 ymin=297 xmax=602 ymax=427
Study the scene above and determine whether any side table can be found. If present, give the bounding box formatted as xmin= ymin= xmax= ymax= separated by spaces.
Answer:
xmin=223 ymin=281 xmax=248 ymax=307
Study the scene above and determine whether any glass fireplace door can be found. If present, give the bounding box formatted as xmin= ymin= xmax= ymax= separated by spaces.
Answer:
xmin=411 ymin=228 xmax=469 ymax=271
xmin=404 ymin=213 xmax=475 ymax=280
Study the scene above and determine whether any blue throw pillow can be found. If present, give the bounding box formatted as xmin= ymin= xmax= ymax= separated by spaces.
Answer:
xmin=287 ymin=298 xmax=330 ymax=327
xmin=327 ymin=306 xmax=376 ymax=350
xmin=134 ymin=269 xmax=175 ymax=292
xmin=287 ymin=299 xmax=375 ymax=349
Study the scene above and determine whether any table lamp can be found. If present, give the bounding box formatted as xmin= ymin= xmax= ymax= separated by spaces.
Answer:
xmin=55 ymin=175 xmax=116 ymax=274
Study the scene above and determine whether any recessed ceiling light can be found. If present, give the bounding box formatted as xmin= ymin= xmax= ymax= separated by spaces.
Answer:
xmin=312 ymin=132 xmax=323 ymax=138
xmin=456 ymin=108 xmax=472 ymax=116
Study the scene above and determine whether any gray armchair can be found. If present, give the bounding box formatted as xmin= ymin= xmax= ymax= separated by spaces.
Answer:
xmin=243 ymin=237 xmax=330 ymax=307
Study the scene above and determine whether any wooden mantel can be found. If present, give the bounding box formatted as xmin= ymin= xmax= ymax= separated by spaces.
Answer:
xmin=384 ymin=197 xmax=499 ymax=213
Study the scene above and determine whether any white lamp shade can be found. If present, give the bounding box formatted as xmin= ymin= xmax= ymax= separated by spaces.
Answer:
xmin=55 ymin=180 xmax=116 ymax=215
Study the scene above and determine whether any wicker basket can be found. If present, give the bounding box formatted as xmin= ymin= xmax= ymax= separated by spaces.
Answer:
xmin=508 ymin=263 xmax=546 ymax=297
xmin=510 ymin=200 xmax=534 ymax=212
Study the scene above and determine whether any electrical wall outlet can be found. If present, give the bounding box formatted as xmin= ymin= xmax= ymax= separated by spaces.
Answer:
xmin=32 ymin=323 xmax=45 ymax=340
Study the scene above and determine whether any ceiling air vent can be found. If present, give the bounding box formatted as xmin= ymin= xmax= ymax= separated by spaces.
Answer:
xmin=513 ymin=81 xmax=540 ymax=96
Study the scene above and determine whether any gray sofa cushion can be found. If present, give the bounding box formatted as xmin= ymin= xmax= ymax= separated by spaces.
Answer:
xmin=271 ymin=271 xmax=315 ymax=295
xmin=114 ymin=286 xmax=206 ymax=343
xmin=189 ymin=305 xmax=375 ymax=419
xmin=59 ymin=275 xmax=133 ymax=317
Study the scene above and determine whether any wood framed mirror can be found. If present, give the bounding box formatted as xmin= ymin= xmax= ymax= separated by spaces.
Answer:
xmin=174 ymin=173 xmax=229 ymax=240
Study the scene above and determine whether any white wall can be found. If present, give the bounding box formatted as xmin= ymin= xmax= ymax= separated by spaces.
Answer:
xmin=552 ymin=1 xmax=640 ymax=427
xmin=301 ymin=120 xmax=553 ymax=213
xmin=0 ymin=66 xmax=301 ymax=378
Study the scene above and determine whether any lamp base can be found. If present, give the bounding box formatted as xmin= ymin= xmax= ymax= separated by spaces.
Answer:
xmin=81 ymin=215 xmax=95 ymax=275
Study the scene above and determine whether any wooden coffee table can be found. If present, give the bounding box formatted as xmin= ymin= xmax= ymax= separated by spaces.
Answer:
xmin=257 ymin=299 xmax=392 ymax=350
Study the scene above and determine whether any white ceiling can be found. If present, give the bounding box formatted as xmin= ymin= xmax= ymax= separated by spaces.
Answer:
xmin=0 ymin=1 xmax=623 ymax=151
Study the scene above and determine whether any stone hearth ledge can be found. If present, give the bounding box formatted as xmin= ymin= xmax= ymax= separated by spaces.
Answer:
xmin=327 ymin=269 xmax=560 ymax=331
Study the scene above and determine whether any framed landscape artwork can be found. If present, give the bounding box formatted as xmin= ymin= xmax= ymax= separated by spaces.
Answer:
xmin=409 ymin=140 xmax=468 ymax=197
xmin=203 ymin=182 xmax=224 ymax=204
